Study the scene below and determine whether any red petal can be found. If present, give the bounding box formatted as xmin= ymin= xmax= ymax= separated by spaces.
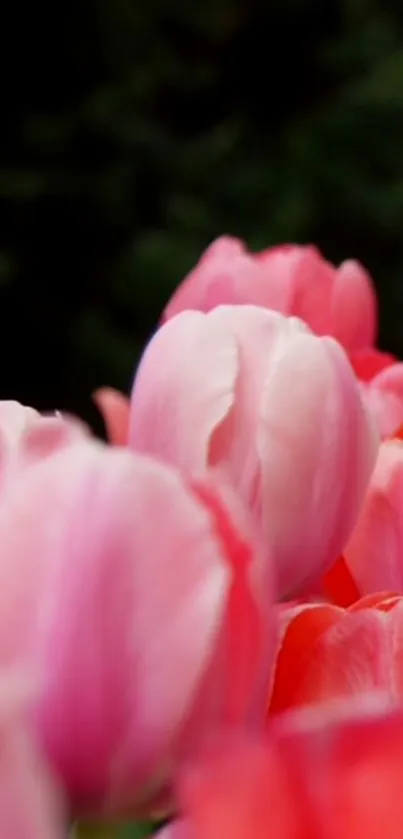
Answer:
xmin=322 ymin=555 xmax=360 ymax=607
xmin=349 ymin=349 xmax=396 ymax=383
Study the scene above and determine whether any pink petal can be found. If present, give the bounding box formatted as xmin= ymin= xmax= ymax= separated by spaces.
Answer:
xmin=156 ymin=821 xmax=194 ymax=839
xmin=0 ymin=441 xmax=271 ymax=814
xmin=198 ymin=236 xmax=247 ymax=263
xmin=257 ymin=332 xmax=378 ymax=595
xmin=206 ymin=307 xmax=307 ymax=512
xmin=277 ymin=245 xmax=334 ymax=335
xmin=0 ymin=400 xmax=89 ymax=492
xmin=345 ymin=440 xmax=403 ymax=593
xmin=130 ymin=310 xmax=239 ymax=472
xmin=0 ymin=672 xmax=65 ymax=838
xmin=163 ymin=237 xmax=291 ymax=323
xmin=363 ymin=362 xmax=403 ymax=438
xmin=331 ymin=259 xmax=377 ymax=351
xmin=0 ymin=400 xmax=39 ymax=437
xmin=130 ymin=306 xmax=378 ymax=599
xmin=93 ymin=388 xmax=130 ymax=446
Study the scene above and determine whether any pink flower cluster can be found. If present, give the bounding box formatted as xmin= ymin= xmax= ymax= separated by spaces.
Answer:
xmin=3 ymin=237 xmax=403 ymax=837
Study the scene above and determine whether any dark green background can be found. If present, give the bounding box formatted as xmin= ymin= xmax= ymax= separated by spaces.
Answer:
xmin=2 ymin=0 xmax=403 ymax=431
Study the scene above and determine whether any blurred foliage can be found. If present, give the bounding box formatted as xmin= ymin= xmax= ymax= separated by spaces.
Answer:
xmin=75 ymin=819 xmax=156 ymax=838
xmin=2 ymin=0 xmax=403 ymax=424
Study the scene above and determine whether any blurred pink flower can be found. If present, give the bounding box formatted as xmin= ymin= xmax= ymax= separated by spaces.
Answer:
xmin=0 ymin=671 xmax=65 ymax=838
xmin=0 ymin=441 xmax=273 ymax=817
xmin=163 ymin=237 xmax=377 ymax=353
xmin=128 ymin=305 xmax=378 ymax=597
xmin=0 ymin=400 xmax=89 ymax=491
xmin=162 ymin=698 xmax=403 ymax=839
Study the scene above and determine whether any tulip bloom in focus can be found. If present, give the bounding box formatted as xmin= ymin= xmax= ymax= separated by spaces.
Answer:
xmin=0 ymin=673 xmax=64 ymax=838
xmin=163 ymin=236 xmax=377 ymax=354
xmin=269 ymin=593 xmax=403 ymax=714
xmin=161 ymin=235 xmax=403 ymax=439
xmin=161 ymin=699 xmax=403 ymax=839
xmin=0 ymin=441 xmax=273 ymax=817
xmin=128 ymin=305 xmax=378 ymax=598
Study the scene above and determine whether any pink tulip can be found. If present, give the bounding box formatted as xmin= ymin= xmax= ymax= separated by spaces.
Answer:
xmin=0 ymin=400 xmax=89 ymax=491
xmin=129 ymin=305 xmax=378 ymax=598
xmin=163 ymin=698 xmax=403 ymax=839
xmin=0 ymin=440 xmax=273 ymax=817
xmin=163 ymin=237 xmax=377 ymax=353
xmin=163 ymin=237 xmax=293 ymax=322
xmin=344 ymin=439 xmax=403 ymax=594
xmin=0 ymin=672 xmax=65 ymax=838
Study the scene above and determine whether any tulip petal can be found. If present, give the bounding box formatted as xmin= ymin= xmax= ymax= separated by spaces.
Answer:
xmin=344 ymin=440 xmax=403 ymax=593
xmin=163 ymin=237 xmax=278 ymax=321
xmin=0 ymin=400 xmax=89 ymax=492
xmin=270 ymin=604 xmax=342 ymax=712
xmin=331 ymin=259 xmax=377 ymax=351
xmin=349 ymin=348 xmax=396 ymax=383
xmin=130 ymin=311 xmax=239 ymax=472
xmin=270 ymin=600 xmax=403 ymax=713
xmin=0 ymin=672 xmax=65 ymax=838
xmin=93 ymin=389 xmax=131 ymax=446
xmin=363 ymin=362 xmax=403 ymax=438
xmin=0 ymin=440 xmax=271 ymax=814
xmin=130 ymin=306 xmax=378 ymax=600
xmin=321 ymin=555 xmax=360 ymax=607
xmin=259 ymin=333 xmax=378 ymax=594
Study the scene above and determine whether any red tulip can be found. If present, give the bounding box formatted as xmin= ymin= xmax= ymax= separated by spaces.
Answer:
xmin=269 ymin=593 xmax=403 ymax=714
xmin=160 ymin=698 xmax=403 ymax=839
